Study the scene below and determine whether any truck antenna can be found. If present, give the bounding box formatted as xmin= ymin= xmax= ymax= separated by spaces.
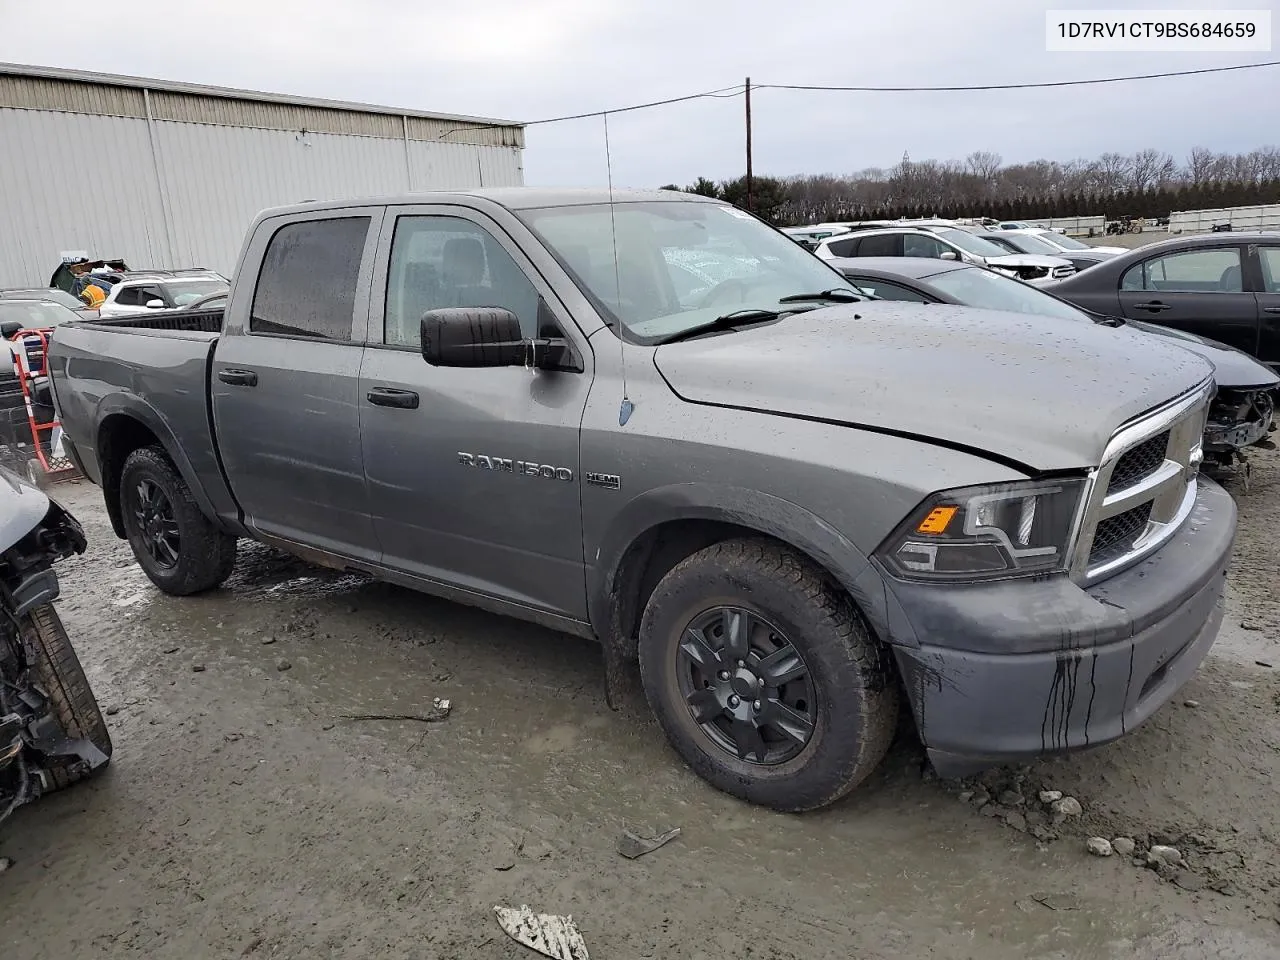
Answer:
xmin=603 ymin=111 xmax=634 ymax=426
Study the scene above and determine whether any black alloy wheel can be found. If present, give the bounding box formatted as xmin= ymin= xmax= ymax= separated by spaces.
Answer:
xmin=676 ymin=606 xmax=817 ymax=765
xmin=131 ymin=477 xmax=181 ymax=569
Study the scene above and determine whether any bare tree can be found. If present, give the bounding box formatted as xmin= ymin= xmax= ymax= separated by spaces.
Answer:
xmin=965 ymin=150 xmax=1003 ymax=182
xmin=1092 ymin=153 xmax=1134 ymax=193
xmin=1186 ymin=147 xmax=1217 ymax=185
xmin=1130 ymin=149 xmax=1176 ymax=191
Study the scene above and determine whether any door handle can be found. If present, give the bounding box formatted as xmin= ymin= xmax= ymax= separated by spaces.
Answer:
xmin=217 ymin=368 xmax=258 ymax=387
xmin=1263 ymin=306 xmax=1280 ymax=314
xmin=1133 ymin=301 xmax=1172 ymax=312
xmin=367 ymin=387 xmax=419 ymax=409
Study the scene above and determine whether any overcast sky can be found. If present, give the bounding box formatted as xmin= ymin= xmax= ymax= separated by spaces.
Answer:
xmin=0 ymin=0 xmax=1275 ymax=188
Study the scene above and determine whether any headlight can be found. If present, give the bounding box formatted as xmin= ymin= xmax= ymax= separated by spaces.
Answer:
xmin=877 ymin=479 xmax=1086 ymax=581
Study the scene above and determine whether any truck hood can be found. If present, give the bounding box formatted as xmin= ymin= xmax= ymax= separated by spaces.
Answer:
xmin=1126 ymin=319 xmax=1280 ymax=390
xmin=652 ymin=303 xmax=1212 ymax=472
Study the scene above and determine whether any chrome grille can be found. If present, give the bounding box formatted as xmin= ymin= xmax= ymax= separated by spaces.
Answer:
xmin=1089 ymin=502 xmax=1153 ymax=566
xmin=1051 ymin=265 xmax=1075 ymax=279
xmin=1069 ymin=382 xmax=1211 ymax=584
xmin=1109 ymin=430 xmax=1170 ymax=492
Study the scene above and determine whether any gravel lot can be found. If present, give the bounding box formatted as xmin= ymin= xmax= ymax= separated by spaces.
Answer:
xmin=1 ymin=448 xmax=1278 ymax=960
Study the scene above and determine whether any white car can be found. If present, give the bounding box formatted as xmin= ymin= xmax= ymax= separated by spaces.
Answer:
xmin=995 ymin=220 xmax=1067 ymax=234
xmin=813 ymin=226 xmax=1076 ymax=286
xmin=1001 ymin=228 xmax=1128 ymax=257
xmin=98 ymin=276 xmax=229 ymax=319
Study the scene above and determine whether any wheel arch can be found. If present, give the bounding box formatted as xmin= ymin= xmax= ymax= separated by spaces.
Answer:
xmin=95 ymin=398 xmax=218 ymax=540
xmin=587 ymin=484 xmax=894 ymax=664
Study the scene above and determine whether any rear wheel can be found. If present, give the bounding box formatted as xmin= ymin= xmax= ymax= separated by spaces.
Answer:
xmin=119 ymin=446 xmax=237 ymax=595
xmin=638 ymin=538 xmax=899 ymax=812
xmin=20 ymin=604 xmax=112 ymax=790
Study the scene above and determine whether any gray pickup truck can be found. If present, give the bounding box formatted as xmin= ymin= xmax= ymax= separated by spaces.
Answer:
xmin=47 ymin=188 xmax=1236 ymax=811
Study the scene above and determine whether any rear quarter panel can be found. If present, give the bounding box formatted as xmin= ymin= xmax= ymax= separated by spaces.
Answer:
xmin=47 ymin=324 xmax=240 ymax=530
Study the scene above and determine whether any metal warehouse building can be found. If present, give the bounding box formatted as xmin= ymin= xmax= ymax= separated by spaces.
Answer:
xmin=0 ymin=63 xmax=525 ymax=286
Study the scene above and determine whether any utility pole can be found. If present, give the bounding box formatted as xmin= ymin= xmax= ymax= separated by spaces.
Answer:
xmin=744 ymin=76 xmax=753 ymax=214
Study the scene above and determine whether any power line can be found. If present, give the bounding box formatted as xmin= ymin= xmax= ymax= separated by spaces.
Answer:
xmin=436 ymin=84 xmax=744 ymax=140
xmin=434 ymin=59 xmax=1278 ymax=142
xmin=758 ymin=59 xmax=1280 ymax=93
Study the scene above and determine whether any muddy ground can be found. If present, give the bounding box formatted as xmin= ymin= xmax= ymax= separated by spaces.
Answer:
xmin=2 ymin=449 xmax=1278 ymax=959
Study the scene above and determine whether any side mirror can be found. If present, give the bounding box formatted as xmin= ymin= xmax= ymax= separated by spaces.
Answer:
xmin=0 ymin=320 xmax=21 ymax=338
xmin=420 ymin=305 xmax=582 ymax=372
xmin=939 ymin=250 xmax=959 ymax=261
xmin=421 ymin=307 xmax=526 ymax=368
xmin=145 ymin=299 xmax=166 ymax=309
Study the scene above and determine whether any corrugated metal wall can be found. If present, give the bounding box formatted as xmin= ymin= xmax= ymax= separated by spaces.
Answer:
xmin=0 ymin=109 xmax=170 ymax=285
xmin=0 ymin=85 xmax=524 ymax=285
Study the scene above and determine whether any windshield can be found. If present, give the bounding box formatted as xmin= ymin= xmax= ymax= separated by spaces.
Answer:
xmin=166 ymin=280 xmax=229 ymax=306
xmin=0 ymin=300 xmax=80 ymax=331
xmin=928 ymin=266 xmax=1090 ymax=322
xmin=518 ymin=200 xmax=856 ymax=343
xmin=934 ymin=229 xmax=1010 ymax=258
xmin=1039 ymin=232 xmax=1089 ymax=250
xmin=1 ymin=289 xmax=83 ymax=309
xmin=995 ymin=233 xmax=1061 ymax=256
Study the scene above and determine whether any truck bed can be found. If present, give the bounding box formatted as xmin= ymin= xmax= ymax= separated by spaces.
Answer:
xmin=46 ymin=311 xmax=235 ymax=523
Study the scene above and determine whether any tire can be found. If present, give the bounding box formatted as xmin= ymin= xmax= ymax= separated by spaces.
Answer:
xmin=638 ymin=538 xmax=898 ymax=812
xmin=119 ymin=445 xmax=237 ymax=595
xmin=20 ymin=603 xmax=112 ymax=790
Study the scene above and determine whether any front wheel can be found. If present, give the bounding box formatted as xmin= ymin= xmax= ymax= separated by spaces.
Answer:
xmin=119 ymin=446 xmax=237 ymax=595
xmin=20 ymin=604 xmax=112 ymax=790
xmin=638 ymin=539 xmax=899 ymax=812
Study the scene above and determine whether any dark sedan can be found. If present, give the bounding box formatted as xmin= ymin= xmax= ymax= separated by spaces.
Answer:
xmin=975 ymin=231 xmax=1112 ymax=274
xmin=831 ymin=257 xmax=1278 ymax=467
xmin=1050 ymin=232 xmax=1280 ymax=370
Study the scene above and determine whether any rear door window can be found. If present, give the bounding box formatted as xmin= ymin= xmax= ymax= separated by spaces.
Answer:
xmin=251 ymin=217 xmax=372 ymax=339
xmin=856 ymin=234 xmax=901 ymax=257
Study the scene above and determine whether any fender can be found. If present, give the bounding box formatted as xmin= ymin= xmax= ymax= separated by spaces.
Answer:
xmin=586 ymin=482 xmax=898 ymax=656
xmin=93 ymin=394 xmax=239 ymax=539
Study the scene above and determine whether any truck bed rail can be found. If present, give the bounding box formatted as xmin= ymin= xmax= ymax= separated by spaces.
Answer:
xmin=83 ymin=309 xmax=224 ymax=334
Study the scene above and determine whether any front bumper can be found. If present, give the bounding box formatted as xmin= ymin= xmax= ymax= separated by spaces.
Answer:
xmin=886 ymin=477 xmax=1236 ymax=778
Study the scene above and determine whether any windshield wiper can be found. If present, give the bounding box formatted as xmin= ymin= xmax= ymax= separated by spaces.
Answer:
xmin=777 ymin=288 xmax=863 ymax=304
xmin=655 ymin=308 xmax=789 ymax=345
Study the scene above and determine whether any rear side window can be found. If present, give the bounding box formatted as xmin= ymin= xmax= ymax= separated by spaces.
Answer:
xmin=251 ymin=217 xmax=371 ymax=339
xmin=857 ymin=234 xmax=900 ymax=257
xmin=824 ymin=237 xmax=859 ymax=258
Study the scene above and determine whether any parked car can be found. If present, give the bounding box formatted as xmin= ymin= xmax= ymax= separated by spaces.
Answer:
xmin=0 ymin=287 xmax=99 ymax=320
xmin=0 ymin=299 xmax=82 ymax=376
xmin=1051 ymin=232 xmax=1280 ymax=370
xmin=0 ymin=466 xmax=111 ymax=828
xmin=48 ymin=188 xmax=1235 ymax=811
xmin=181 ymin=291 xmax=229 ymax=311
xmin=1004 ymin=228 xmax=1129 ymax=257
xmin=831 ymin=257 xmax=1277 ymax=469
xmin=780 ymin=226 xmax=851 ymax=251
xmin=975 ymin=231 xmax=1112 ymax=274
xmin=813 ymin=226 xmax=1076 ymax=286
xmin=995 ymin=220 xmax=1066 ymax=234
xmin=97 ymin=276 xmax=230 ymax=319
